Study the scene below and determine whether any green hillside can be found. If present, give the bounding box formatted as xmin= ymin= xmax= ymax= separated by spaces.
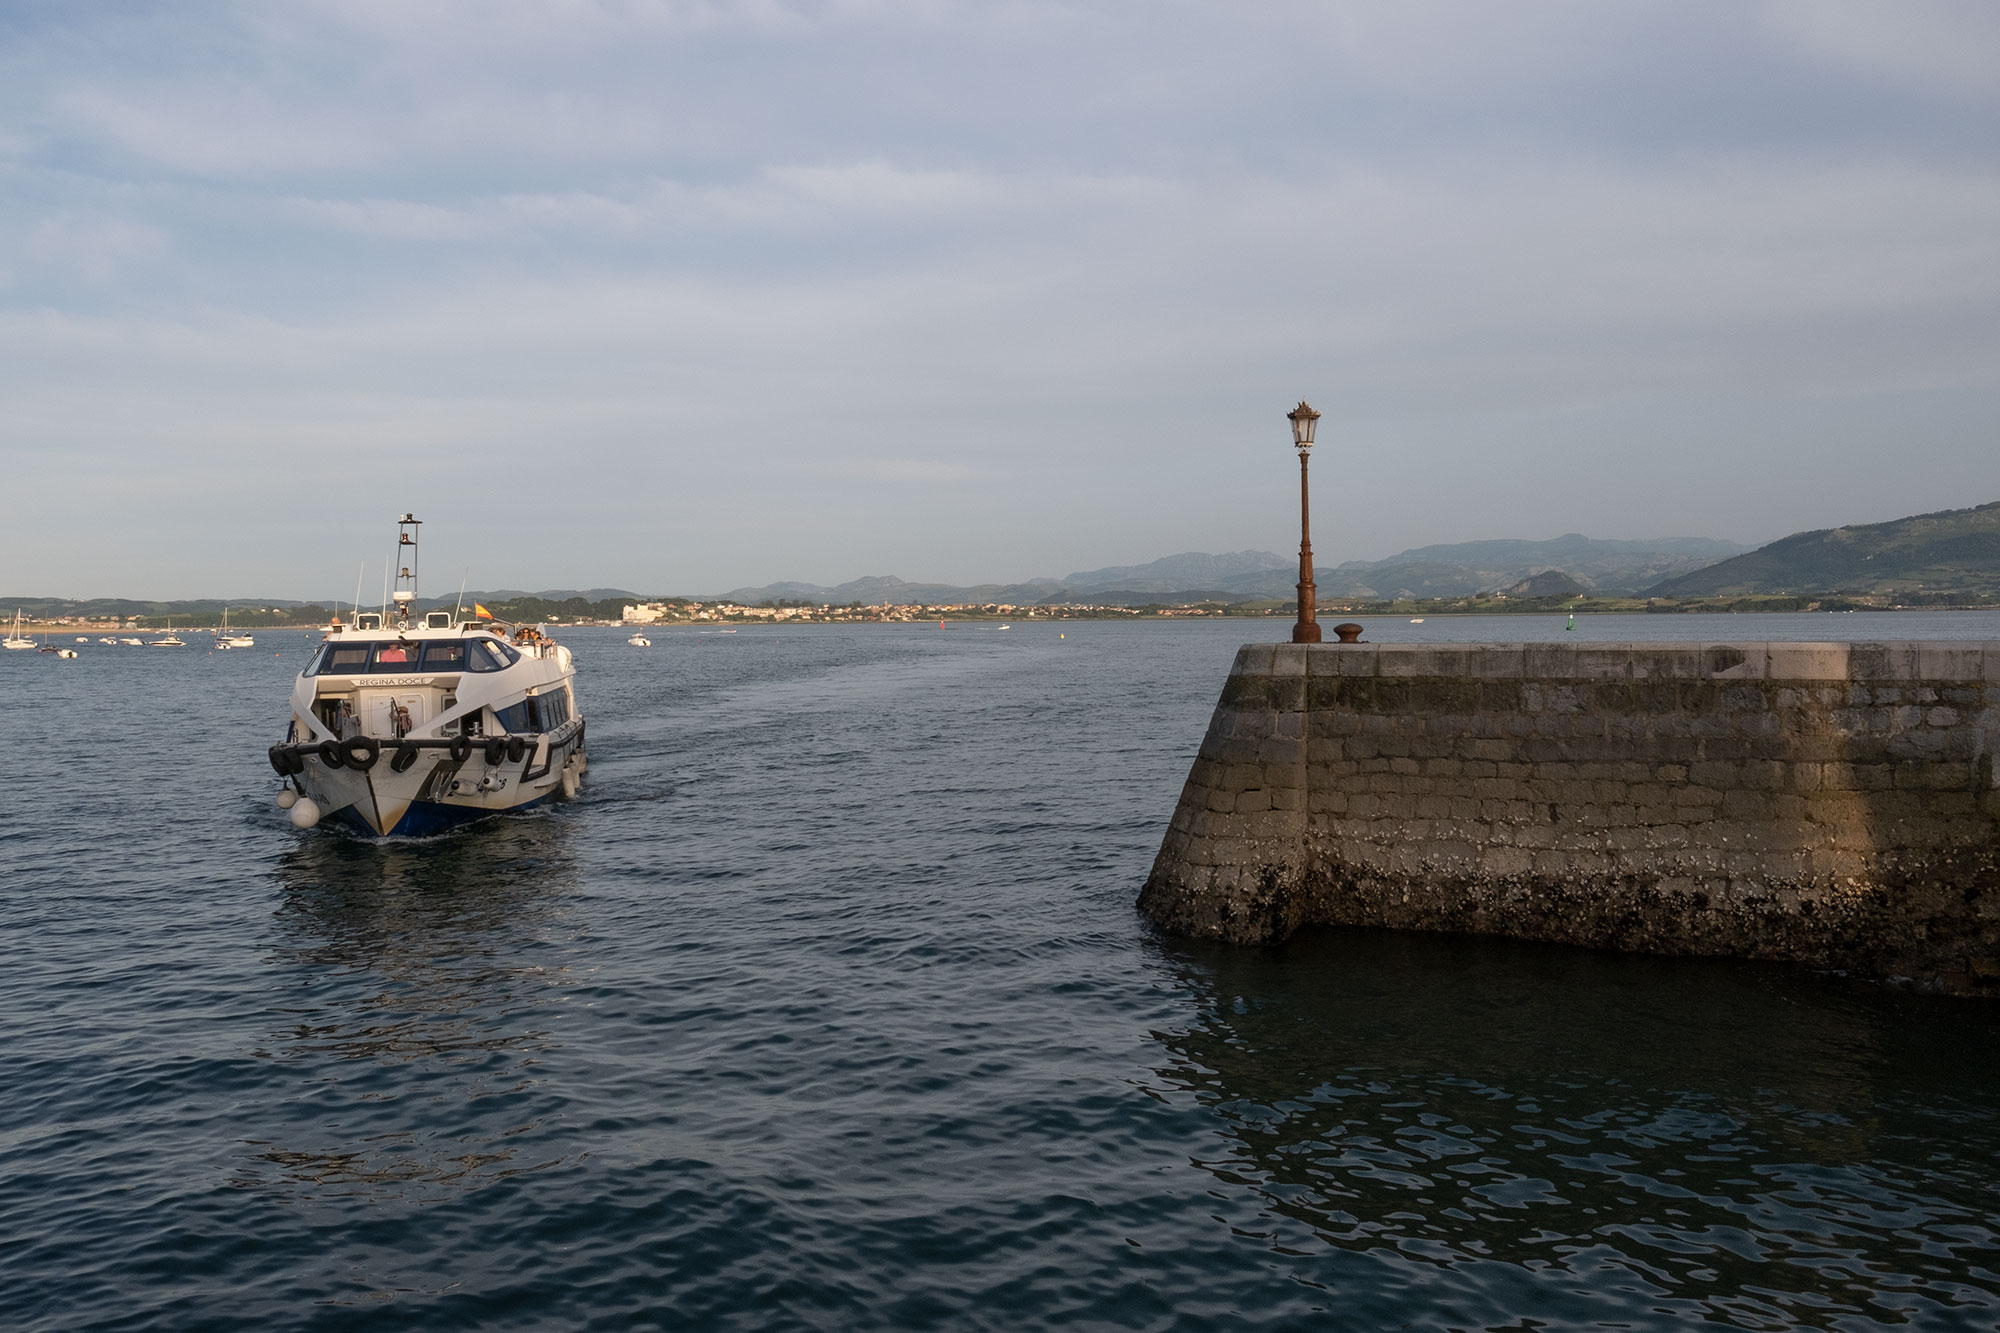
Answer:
xmin=1645 ymin=500 xmax=2000 ymax=599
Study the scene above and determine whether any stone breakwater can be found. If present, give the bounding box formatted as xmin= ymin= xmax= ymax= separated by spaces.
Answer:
xmin=1140 ymin=642 xmax=2000 ymax=994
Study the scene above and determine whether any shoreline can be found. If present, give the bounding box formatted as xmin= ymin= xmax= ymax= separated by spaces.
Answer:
xmin=15 ymin=604 xmax=2000 ymax=633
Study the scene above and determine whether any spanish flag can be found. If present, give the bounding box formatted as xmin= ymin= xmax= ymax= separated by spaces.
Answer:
xmin=473 ymin=603 xmax=493 ymax=619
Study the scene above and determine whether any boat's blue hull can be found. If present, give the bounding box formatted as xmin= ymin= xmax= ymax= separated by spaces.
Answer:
xmin=328 ymin=790 xmax=556 ymax=839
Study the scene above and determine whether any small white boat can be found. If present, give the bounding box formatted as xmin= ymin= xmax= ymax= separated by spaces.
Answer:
xmin=1409 ymin=618 xmax=1424 ymax=623
xmin=269 ymin=513 xmax=588 ymax=838
xmin=3 ymin=610 xmax=34 ymax=651
xmin=120 ymin=637 xmax=144 ymax=646
xmin=220 ymin=606 xmax=255 ymax=648
xmin=627 ymin=633 xmax=651 ymax=647
xmin=98 ymin=637 xmax=116 ymax=645
xmin=54 ymin=648 xmax=78 ymax=659
xmin=999 ymin=624 xmax=1011 ymax=630
xmin=75 ymin=636 xmax=88 ymax=642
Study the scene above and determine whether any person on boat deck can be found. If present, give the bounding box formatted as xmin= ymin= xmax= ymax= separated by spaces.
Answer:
xmin=389 ymin=700 xmax=412 ymax=739
xmin=337 ymin=700 xmax=363 ymax=740
xmin=376 ymin=642 xmax=411 ymax=664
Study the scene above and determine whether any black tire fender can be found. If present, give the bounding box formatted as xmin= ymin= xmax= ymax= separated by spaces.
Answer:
xmin=341 ymin=736 xmax=380 ymax=772
xmin=449 ymin=735 xmax=472 ymax=763
xmin=319 ymin=739 xmax=346 ymax=770
xmin=390 ymin=743 xmax=419 ymax=774
xmin=484 ymin=737 xmax=508 ymax=766
xmin=506 ymin=736 xmax=528 ymax=763
xmin=268 ymin=744 xmax=290 ymax=775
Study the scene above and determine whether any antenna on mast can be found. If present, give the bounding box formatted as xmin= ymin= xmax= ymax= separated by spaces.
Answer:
xmin=351 ymin=563 xmax=365 ymax=630
xmin=391 ymin=513 xmax=422 ymax=629
xmin=452 ymin=566 xmax=469 ymax=627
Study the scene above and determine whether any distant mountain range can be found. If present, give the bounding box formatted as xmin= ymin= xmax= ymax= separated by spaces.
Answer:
xmin=707 ymin=535 xmax=1751 ymax=606
xmin=1644 ymin=501 xmax=2000 ymax=598
xmin=11 ymin=504 xmax=1995 ymax=615
xmin=1305 ymin=535 xmax=1749 ymax=601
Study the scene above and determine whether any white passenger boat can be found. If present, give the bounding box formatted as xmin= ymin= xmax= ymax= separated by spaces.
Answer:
xmin=268 ymin=514 xmax=588 ymax=838
xmin=148 ymin=619 xmax=185 ymax=647
xmin=627 ymin=632 xmax=650 ymax=647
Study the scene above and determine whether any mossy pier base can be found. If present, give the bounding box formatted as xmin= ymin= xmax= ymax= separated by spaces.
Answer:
xmin=1140 ymin=642 xmax=2000 ymax=994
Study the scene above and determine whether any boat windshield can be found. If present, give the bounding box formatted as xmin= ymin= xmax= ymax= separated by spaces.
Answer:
xmin=306 ymin=639 xmax=476 ymax=676
xmin=419 ymin=641 xmax=468 ymax=671
xmin=466 ymin=638 xmax=519 ymax=672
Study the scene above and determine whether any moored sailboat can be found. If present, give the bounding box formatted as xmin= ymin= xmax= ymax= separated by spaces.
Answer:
xmin=219 ymin=606 xmax=255 ymax=649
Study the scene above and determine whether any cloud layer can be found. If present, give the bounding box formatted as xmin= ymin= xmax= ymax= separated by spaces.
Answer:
xmin=3 ymin=0 xmax=1997 ymax=596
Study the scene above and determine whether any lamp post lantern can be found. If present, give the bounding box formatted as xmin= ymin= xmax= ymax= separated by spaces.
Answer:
xmin=1288 ymin=400 xmax=1322 ymax=644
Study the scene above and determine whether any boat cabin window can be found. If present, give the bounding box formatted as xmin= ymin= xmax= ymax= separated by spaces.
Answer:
xmin=355 ymin=613 xmax=382 ymax=630
xmin=536 ymin=686 xmax=571 ymax=730
xmin=426 ymin=612 xmax=453 ymax=629
xmin=419 ymin=641 xmax=467 ymax=671
xmin=466 ymin=638 xmax=519 ymax=673
xmin=315 ymin=642 xmax=375 ymax=675
xmin=310 ymin=640 xmax=438 ymax=675
xmin=494 ymin=686 xmax=571 ymax=735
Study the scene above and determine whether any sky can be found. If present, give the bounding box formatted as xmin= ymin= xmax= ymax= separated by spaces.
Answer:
xmin=3 ymin=0 xmax=1998 ymax=598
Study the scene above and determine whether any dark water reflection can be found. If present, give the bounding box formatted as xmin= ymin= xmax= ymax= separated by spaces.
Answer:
xmin=238 ymin=818 xmax=582 ymax=1201
xmin=1152 ymin=928 xmax=2000 ymax=1329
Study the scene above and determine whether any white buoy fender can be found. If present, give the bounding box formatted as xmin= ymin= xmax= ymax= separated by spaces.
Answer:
xmin=560 ymin=768 xmax=580 ymax=800
xmin=289 ymin=797 xmax=321 ymax=829
xmin=276 ymin=788 xmax=298 ymax=810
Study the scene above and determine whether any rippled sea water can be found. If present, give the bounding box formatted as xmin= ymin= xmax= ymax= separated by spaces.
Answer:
xmin=5 ymin=612 xmax=2000 ymax=1331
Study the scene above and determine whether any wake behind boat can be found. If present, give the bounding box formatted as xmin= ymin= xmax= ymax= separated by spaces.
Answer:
xmin=267 ymin=514 xmax=588 ymax=837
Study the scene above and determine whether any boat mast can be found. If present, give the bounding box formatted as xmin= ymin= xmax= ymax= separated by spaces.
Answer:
xmin=392 ymin=513 xmax=421 ymax=629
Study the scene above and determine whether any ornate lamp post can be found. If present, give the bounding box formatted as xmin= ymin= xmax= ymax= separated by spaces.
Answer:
xmin=1288 ymin=400 xmax=1322 ymax=643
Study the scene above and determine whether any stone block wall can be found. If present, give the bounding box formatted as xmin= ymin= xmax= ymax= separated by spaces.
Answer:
xmin=1140 ymin=641 xmax=2000 ymax=993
